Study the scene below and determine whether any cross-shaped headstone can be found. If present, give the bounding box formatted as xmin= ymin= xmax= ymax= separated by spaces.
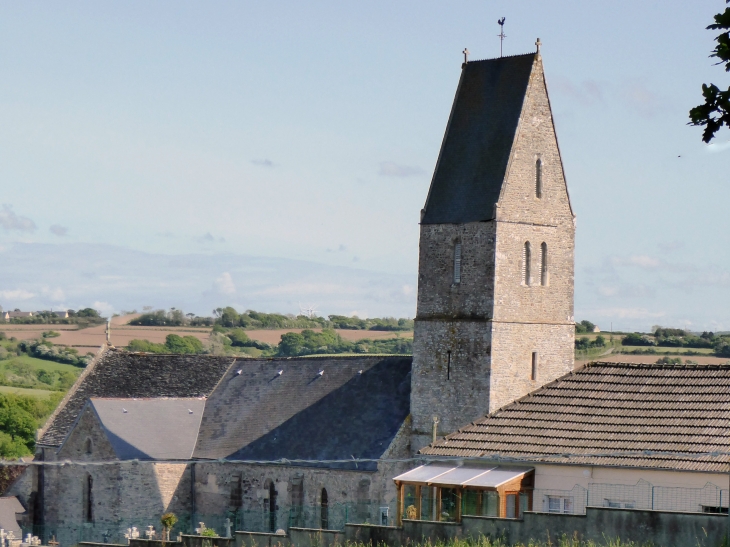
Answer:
xmin=131 ymin=527 xmax=139 ymax=539
xmin=224 ymin=518 xmax=232 ymax=538
xmin=195 ymin=523 xmax=206 ymax=535
xmin=1 ymin=528 xmax=8 ymax=547
xmin=145 ymin=526 xmax=155 ymax=540
xmin=48 ymin=537 xmax=59 ymax=547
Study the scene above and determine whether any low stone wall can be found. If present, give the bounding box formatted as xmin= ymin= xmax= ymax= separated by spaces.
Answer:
xmin=130 ymin=539 xmax=183 ymax=547
xmin=341 ymin=508 xmax=728 ymax=547
xmin=235 ymin=531 xmax=289 ymax=547
xmin=180 ymin=535 xmax=233 ymax=547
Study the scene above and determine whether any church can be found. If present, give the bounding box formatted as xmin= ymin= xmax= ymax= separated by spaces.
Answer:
xmin=9 ymin=44 xmax=730 ymax=544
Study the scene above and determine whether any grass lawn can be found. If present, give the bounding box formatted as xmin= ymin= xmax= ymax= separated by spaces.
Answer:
xmin=0 ymin=385 xmax=59 ymax=398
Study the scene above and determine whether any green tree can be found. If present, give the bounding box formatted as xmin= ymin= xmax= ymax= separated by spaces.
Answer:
xmin=689 ymin=1 xmax=730 ymax=142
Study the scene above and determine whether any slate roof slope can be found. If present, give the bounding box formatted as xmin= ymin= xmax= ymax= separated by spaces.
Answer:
xmin=422 ymin=53 xmax=536 ymax=225
xmin=89 ymin=398 xmax=206 ymax=460
xmin=194 ymin=356 xmax=412 ymax=470
xmin=421 ymin=362 xmax=730 ymax=472
xmin=39 ymin=350 xmax=235 ymax=447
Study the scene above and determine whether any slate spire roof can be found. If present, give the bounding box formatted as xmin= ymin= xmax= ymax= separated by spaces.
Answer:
xmin=422 ymin=53 xmax=537 ymax=225
xmin=421 ymin=362 xmax=730 ymax=472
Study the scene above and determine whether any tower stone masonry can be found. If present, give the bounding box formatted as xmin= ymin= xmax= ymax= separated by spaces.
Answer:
xmin=410 ymin=50 xmax=575 ymax=452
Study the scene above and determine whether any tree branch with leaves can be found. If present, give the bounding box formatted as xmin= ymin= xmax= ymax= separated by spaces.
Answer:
xmin=689 ymin=1 xmax=730 ymax=143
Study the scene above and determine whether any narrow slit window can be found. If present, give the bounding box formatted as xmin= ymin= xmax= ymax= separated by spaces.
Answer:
xmin=531 ymin=352 xmax=538 ymax=381
xmin=536 ymin=158 xmax=543 ymax=198
xmin=84 ymin=474 xmax=93 ymax=522
xmin=540 ymin=242 xmax=548 ymax=286
xmin=453 ymin=243 xmax=462 ymax=284
xmin=523 ymin=242 xmax=531 ymax=286
xmin=447 ymin=350 xmax=452 ymax=380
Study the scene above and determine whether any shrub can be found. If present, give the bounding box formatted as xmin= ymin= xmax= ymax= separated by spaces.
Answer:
xmin=622 ymin=333 xmax=655 ymax=346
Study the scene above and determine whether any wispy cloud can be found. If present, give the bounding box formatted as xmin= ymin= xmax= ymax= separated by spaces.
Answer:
xmin=611 ymin=254 xmax=662 ymax=270
xmin=252 ymin=159 xmax=275 ymax=167
xmin=49 ymin=224 xmax=68 ymax=237
xmin=707 ymin=141 xmax=730 ymax=153
xmin=590 ymin=307 xmax=666 ymax=320
xmin=0 ymin=289 xmax=35 ymax=300
xmin=379 ymin=161 xmax=423 ymax=177
xmin=551 ymin=77 xmax=605 ymax=106
xmin=327 ymin=244 xmax=347 ymax=253
xmin=0 ymin=205 xmax=36 ymax=233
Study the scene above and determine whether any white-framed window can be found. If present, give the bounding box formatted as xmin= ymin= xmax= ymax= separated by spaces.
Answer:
xmin=546 ymin=496 xmax=573 ymax=514
xmin=522 ymin=242 xmax=531 ymax=285
xmin=453 ymin=242 xmax=462 ymax=284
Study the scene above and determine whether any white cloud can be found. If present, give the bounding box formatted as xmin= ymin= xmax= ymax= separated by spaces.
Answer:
xmin=49 ymin=224 xmax=68 ymax=236
xmin=0 ymin=205 xmax=36 ymax=233
xmin=379 ymin=161 xmax=423 ymax=177
xmin=611 ymin=255 xmax=662 ymax=269
xmin=0 ymin=289 xmax=35 ymax=300
xmin=214 ymin=272 xmax=236 ymax=295
xmin=93 ymin=301 xmax=115 ymax=317
xmin=41 ymin=286 xmax=66 ymax=301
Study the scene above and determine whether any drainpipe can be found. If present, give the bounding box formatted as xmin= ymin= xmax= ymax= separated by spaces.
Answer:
xmin=191 ymin=463 xmax=196 ymax=533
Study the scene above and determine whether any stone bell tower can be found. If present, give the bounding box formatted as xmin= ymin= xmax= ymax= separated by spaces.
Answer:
xmin=410 ymin=44 xmax=576 ymax=452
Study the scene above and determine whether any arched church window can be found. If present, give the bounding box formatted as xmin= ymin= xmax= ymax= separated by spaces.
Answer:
xmin=540 ymin=242 xmax=548 ymax=286
xmin=453 ymin=242 xmax=462 ymax=285
xmin=536 ymin=159 xmax=543 ymax=198
xmin=85 ymin=437 xmax=93 ymax=455
xmin=522 ymin=242 xmax=531 ymax=286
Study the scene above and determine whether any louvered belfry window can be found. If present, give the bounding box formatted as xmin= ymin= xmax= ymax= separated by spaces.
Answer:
xmin=536 ymin=158 xmax=543 ymax=198
xmin=540 ymin=242 xmax=548 ymax=286
xmin=523 ymin=242 xmax=531 ymax=285
xmin=453 ymin=242 xmax=462 ymax=284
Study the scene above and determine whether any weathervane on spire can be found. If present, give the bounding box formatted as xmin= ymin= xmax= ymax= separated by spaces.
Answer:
xmin=497 ymin=17 xmax=506 ymax=57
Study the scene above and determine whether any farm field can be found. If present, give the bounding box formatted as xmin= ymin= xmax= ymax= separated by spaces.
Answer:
xmin=618 ymin=345 xmax=714 ymax=354
xmin=244 ymin=328 xmax=413 ymax=345
xmin=0 ymin=385 xmax=59 ymax=398
xmin=599 ymin=354 xmax=729 ymax=365
xmin=4 ymin=354 xmax=82 ymax=374
xmin=1 ymin=314 xmax=414 ymax=352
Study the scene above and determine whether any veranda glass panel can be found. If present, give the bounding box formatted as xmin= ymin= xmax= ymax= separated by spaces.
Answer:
xmin=440 ymin=488 xmax=458 ymax=522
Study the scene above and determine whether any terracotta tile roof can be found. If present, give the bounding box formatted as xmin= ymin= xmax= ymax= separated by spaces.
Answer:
xmin=420 ymin=362 xmax=730 ymax=472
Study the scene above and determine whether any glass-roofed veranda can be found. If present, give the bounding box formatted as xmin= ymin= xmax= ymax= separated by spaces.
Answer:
xmin=393 ymin=465 xmax=534 ymax=524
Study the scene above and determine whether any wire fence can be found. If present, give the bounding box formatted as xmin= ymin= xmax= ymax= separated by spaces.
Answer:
xmin=28 ymin=502 xmax=400 ymax=547
xmin=21 ymin=482 xmax=730 ymax=546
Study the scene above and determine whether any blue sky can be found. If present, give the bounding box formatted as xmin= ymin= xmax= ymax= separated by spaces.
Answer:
xmin=0 ymin=1 xmax=728 ymax=331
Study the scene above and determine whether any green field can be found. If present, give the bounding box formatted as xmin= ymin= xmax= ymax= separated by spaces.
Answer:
xmin=3 ymin=354 xmax=83 ymax=373
xmin=619 ymin=346 xmax=714 ymax=354
xmin=0 ymin=385 xmax=60 ymax=398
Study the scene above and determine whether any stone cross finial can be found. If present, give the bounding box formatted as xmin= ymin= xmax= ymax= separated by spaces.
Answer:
xmin=535 ymin=38 xmax=542 ymax=53
xmin=463 ymin=48 xmax=469 ymax=64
